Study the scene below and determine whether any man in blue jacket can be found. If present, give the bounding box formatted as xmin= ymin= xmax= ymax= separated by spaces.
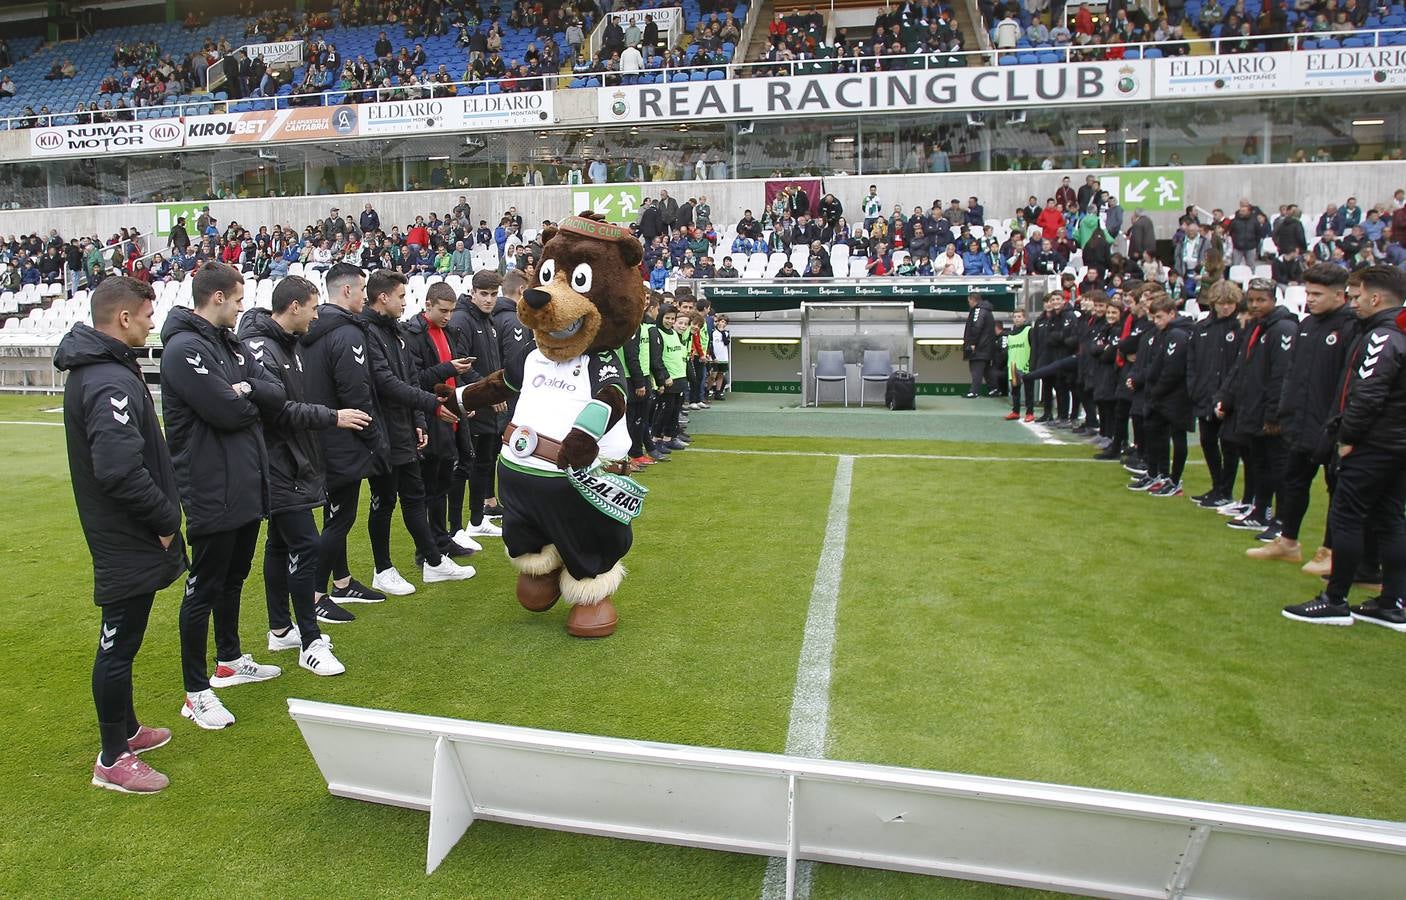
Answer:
xmin=56 ymin=276 xmax=185 ymax=794
xmin=160 ymin=262 xmax=287 ymax=731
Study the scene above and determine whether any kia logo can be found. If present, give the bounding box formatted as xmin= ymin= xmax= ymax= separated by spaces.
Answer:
xmin=149 ymin=123 xmax=180 ymax=143
xmin=35 ymin=131 xmax=62 ymax=149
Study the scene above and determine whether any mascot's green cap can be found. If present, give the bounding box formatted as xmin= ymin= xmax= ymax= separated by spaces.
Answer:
xmin=571 ymin=399 xmax=611 ymax=441
xmin=560 ymin=215 xmax=629 ymax=242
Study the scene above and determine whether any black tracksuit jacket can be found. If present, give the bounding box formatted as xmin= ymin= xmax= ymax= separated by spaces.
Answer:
xmin=358 ymin=306 xmax=440 ymax=466
xmin=402 ymin=312 xmax=478 ymax=459
xmin=1141 ymin=316 xmax=1195 ymax=430
xmin=55 ymin=324 xmax=187 ymax=602
xmin=301 ymin=303 xmax=387 ymax=488
xmin=159 ymin=306 xmax=284 ymax=537
xmin=1335 ymin=307 xmax=1406 ymax=452
xmin=1276 ymin=303 xmax=1358 ymax=453
xmin=450 ymin=297 xmax=503 ymax=435
xmin=1186 ymin=310 xmax=1241 ymax=420
xmin=238 ymin=309 xmax=339 ymax=514
xmin=1216 ymin=305 xmax=1298 ymax=440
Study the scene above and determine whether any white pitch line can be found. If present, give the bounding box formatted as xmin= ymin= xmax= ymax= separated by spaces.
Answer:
xmin=0 ymin=420 xmax=63 ymax=427
xmin=1018 ymin=416 xmax=1066 ymax=446
xmin=760 ymin=454 xmax=854 ymax=900
xmin=689 ymin=447 xmax=1120 ymax=464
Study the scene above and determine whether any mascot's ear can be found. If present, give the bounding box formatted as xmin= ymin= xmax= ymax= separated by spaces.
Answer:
xmin=616 ymin=234 xmax=644 ymax=269
xmin=541 ymin=223 xmax=559 ymax=245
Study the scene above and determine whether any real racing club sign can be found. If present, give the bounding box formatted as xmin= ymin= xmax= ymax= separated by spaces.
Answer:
xmin=598 ymin=61 xmax=1152 ymax=123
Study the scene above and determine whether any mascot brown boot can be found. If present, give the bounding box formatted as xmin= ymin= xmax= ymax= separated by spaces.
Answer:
xmin=511 ymin=545 xmax=563 ymax=613
xmin=561 ymin=564 xmax=624 ymax=638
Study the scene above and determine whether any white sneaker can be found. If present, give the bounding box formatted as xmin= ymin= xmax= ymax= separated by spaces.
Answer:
xmin=423 ymin=557 xmax=476 ymax=583
xmin=267 ymin=626 xmax=301 ymax=652
xmin=181 ymin=689 xmax=235 ymax=730
xmin=461 ymin=519 xmax=503 ymax=538
xmin=299 ymin=636 xmax=345 ymax=677
xmin=450 ymin=529 xmax=486 ymax=550
xmin=209 ymin=653 xmax=282 ymax=688
xmin=372 ymin=566 xmax=416 ymax=596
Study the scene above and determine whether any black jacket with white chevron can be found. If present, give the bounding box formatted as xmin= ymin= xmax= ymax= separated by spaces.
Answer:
xmin=1336 ymin=307 xmax=1406 ymax=452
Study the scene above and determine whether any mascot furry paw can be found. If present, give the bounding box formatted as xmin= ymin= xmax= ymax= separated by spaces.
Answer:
xmin=445 ymin=213 xmax=646 ymax=637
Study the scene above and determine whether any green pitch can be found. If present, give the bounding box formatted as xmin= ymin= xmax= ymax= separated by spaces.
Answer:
xmin=1 ymin=393 xmax=1401 ymax=899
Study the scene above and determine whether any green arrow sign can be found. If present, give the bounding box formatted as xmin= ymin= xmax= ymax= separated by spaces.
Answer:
xmin=570 ymin=185 xmax=643 ymax=225
xmin=155 ymin=202 xmax=208 ymax=237
xmin=1099 ymin=169 xmax=1184 ymax=213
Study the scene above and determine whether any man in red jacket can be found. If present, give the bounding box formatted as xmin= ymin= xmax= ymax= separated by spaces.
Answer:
xmin=1035 ymin=199 xmax=1066 ymax=245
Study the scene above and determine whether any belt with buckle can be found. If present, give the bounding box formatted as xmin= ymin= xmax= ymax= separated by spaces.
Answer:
xmin=502 ymin=423 xmax=564 ymax=467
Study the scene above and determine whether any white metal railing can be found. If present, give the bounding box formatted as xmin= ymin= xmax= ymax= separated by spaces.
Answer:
xmin=1 ymin=26 xmax=1401 ymax=132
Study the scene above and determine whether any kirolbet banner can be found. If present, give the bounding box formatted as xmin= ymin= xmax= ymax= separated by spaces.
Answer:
xmin=598 ymin=60 xmax=1152 ymax=123
xmin=30 ymin=119 xmax=184 ymax=157
xmin=358 ymin=92 xmax=554 ymax=136
xmin=183 ymin=107 xmax=361 ymax=145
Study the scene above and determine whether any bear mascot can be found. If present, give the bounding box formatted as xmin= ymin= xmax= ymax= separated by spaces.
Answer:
xmin=439 ymin=213 xmax=646 ymax=638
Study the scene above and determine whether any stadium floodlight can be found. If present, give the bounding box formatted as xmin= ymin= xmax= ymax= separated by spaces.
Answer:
xmin=1077 ymin=128 xmax=1107 ymax=135
xmin=289 ymin=699 xmax=1406 ymax=898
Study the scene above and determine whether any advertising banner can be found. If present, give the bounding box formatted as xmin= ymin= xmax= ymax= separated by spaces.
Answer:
xmin=30 ymin=119 xmax=184 ymax=157
xmin=1296 ymin=46 xmax=1406 ymax=90
xmin=1153 ymin=52 xmax=1295 ymax=96
xmin=597 ymin=60 xmax=1153 ymax=123
xmin=358 ymin=92 xmax=554 ymax=136
xmin=243 ymin=40 xmax=305 ymax=66
xmin=183 ymin=107 xmax=361 ymax=145
xmin=607 ymin=6 xmax=681 ymax=36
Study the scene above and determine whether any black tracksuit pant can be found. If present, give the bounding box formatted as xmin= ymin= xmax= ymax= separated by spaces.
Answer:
xmin=967 ymin=359 xmax=993 ymax=394
xmin=421 ymin=454 xmax=456 ymax=548
xmin=1012 ymin=373 xmax=1036 ymax=415
xmin=368 ymin=461 xmax=442 ymax=571
xmin=1249 ymin=434 xmax=1287 ymax=522
xmin=180 ymin=520 xmax=260 ymax=693
xmin=319 ymin=480 xmax=360 ymax=592
xmin=1277 ymin=447 xmax=1331 ymax=543
xmin=1144 ymin=411 xmax=1188 ymax=483
xmin=1198 ymin=416 xmax=1237 ymax=498
xmin=464 ymin=430 xmax=498 ymax=526
xmin=1325 ymin=446 xmax=1406 ymax=603
xmin=653 ymin=387 xmax=684 ymax=439
xmin=264 ymin=509 xmax=323 ymax=650
xmin=627 ymin=389 xmax=651 ymax=458
xmin=94 ymin=591 xmax=155 ymax=764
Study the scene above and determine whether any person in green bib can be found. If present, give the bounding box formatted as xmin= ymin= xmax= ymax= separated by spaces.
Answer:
xmin=1004 ymin=309 xmax=1035 ymax=422
xmin=651 ymin=304 xmax=688 ymax=457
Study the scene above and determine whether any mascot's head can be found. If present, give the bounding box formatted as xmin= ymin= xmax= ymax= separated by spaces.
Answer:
xmin=519 ymin=212 xmax=645 ymax=363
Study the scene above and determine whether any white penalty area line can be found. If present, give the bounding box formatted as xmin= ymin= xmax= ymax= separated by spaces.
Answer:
xmin=760 ymin=454 xmax=854 ymax=900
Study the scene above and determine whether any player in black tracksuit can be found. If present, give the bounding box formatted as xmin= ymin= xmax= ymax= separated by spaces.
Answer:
xmin=1283 ymin=266 xmax=1406 ymax=627
xmin=1090 ymin=302 xmax=1123 ymax=453
xmin=300 ymin=265 xmax=390 ymax=604
xmin=403 ymin=283 xmax=479 ymax=552
xmin=1113 ymin=295 xmax=1152 ymax=468
xmin=161 ymin=264 xmax=288 ymax=725
xmin=1030 ymin=292 xmax=1075 ymax=422
xmin=1215 ymin=285 xmax=1297 ymax=532
xmin=489 ymin=271 xmax=534 ymax=513
xmin=453 ymin=276 xmax=507 ymax=531
xmin=1259 ymin=264 xmax=1358 ymax=560
xmin=56 ymin=278 xmax=186 ymax=785
xmin=239 ymin=283 xmax=366 ymax=659
xmin=962 ymin=294 xmax=997 ymax=397
xmin=1073 ymin=291 xmax=1109 ymax=435
xmin=359 ymin=272 xmax=461 ymax=581
xmin=1134 ymin=300 xmax=1194 ymax=495
xmin=1185 ymin=281 xmax=1244 ymax=506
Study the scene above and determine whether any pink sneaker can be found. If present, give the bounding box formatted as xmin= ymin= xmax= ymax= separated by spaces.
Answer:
xmin=92 ymin=752 xmax=169 ymax=794
xmin=127 ymin=725 xmax=171 ymax=755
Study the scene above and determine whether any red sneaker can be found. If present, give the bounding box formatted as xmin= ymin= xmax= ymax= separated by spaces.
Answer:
xmin=1023 ymin=413 xmax=1035 ymax=423
xmin=1003 ymin=411 xmax=1019 ymax=421
xmin=631 ymin=455 xmax=656 ymax=466
xmin=92 ymin=752 xmax=169 ymax=794
xmin=127 ymin=725 xmax=171 ymax=755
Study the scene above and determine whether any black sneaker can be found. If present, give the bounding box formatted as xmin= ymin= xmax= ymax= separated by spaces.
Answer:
xmin=1035 ymin=415 xmax=1053 ymax=423
xmin=1255 ymin=522 xmax=1282 ymax=543
xmin=1282 ymin=593 xmax=1353 ymax=626
xmin=1071 ymin=424 xmax=1089 ymax=436
xmin=648 ymin=448 xmax=671 ymax=462
xmin=1093 ymin=446 xmax=1121 ymax=460
xmin=1127 ymin=474 xmax=1157 ymax=492
xmin=1228 ymin=513 xmax=1269 ymax=531
xmin=987 ymin=388 xmax=1003 ymax=397
xmin=1190 ymin=491 xmax=1214 ymax=504
xmin=315 ymin=597 xmax=357 ymax=624
xmin=963 ymin=391 xmax=979 ymax=398
xmin=1197 ymin=493 xmax=1231 ymax=509
xmin=1122 ymin=460 xmax=1148 ymax=476
xmin=1349 ymin=597 xmax=1406 ymax=632
xmin=1152 ymin=480 xmax=1183 ymax=497
xmin=330 ymin=578 xmax=385 ymax=604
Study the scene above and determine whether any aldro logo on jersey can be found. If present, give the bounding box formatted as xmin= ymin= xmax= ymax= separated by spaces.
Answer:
xmin=531 ymin=373 xmax=577 ymax=392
